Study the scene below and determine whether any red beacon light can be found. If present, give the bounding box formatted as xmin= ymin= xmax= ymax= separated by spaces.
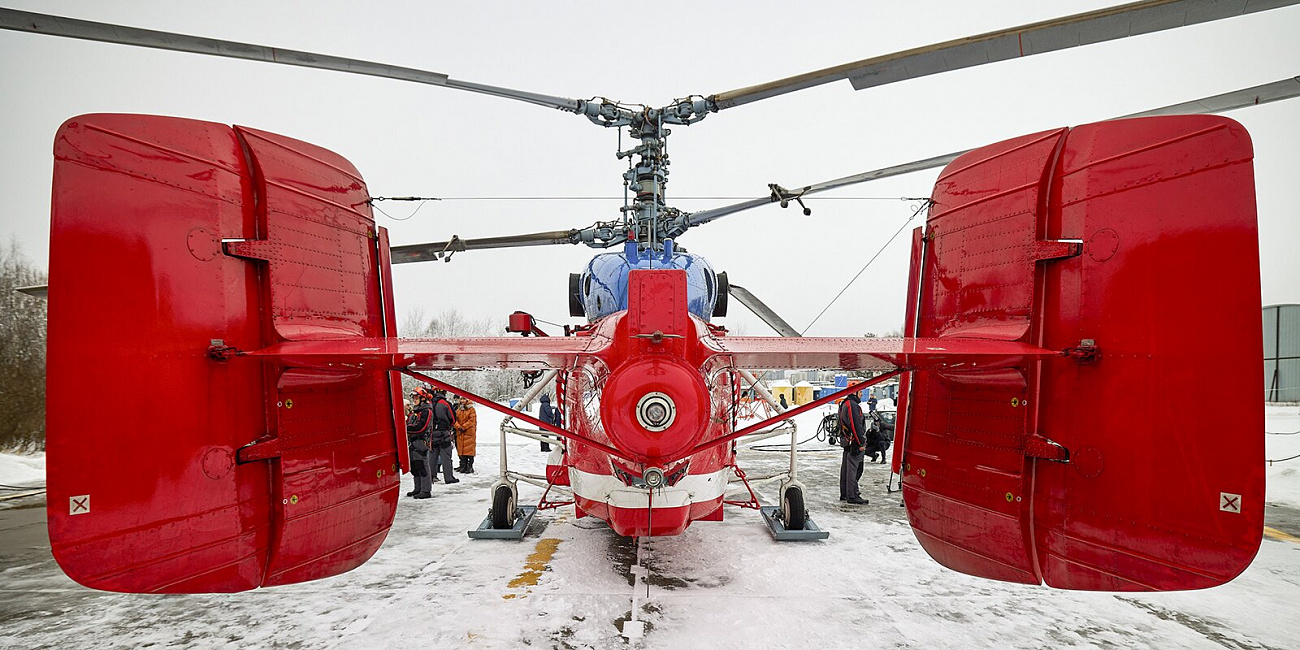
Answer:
xmin=506 ymin=311 xmax=548 ymax=337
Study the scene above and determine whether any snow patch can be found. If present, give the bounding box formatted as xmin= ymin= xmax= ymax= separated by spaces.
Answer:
xmin=341 ymin=617 xmax=372 ymax=635
xmin=0 ymin=452 xmax=44 ymax=487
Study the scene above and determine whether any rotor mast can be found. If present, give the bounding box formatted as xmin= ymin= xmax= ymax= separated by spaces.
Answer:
xmin=573 ymin=96 xmax=715 ymax=250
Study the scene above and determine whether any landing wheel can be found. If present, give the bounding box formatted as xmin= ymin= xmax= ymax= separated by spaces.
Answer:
xmin=781 ymin=486 xmax=806 ymax=531
xmin=491 ymin=484 xmax=516 ymax=529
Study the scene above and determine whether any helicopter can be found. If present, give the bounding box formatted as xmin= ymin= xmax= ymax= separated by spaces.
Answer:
xmin=3 ymin=1 xmax=1296 ymax=595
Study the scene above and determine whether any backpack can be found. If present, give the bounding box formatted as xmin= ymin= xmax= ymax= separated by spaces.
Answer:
xmin=837 ymin=400 xmax=859 ymax=447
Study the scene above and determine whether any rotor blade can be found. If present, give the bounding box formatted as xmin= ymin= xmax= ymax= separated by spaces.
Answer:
xmin=690 ymin=76 xmax=1300 ymax=227
xmin=728 ymin=284 xmax=801 ymax=338
xmin=1121 ymin=75 xmax=1300 ymax=117
xmin=0 ymin=8 xmax=582 ymax=113
xmin=390 ymin=230 xmax=578 ymax=264
xmin=15 ymin=284 xmax=48 ymax=299
xmin=712 ymin=0 xmax=1300 ymax=110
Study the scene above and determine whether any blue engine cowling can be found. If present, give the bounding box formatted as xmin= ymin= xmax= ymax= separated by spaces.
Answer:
xmin=573 ymin=240 xmax=724 ymax=322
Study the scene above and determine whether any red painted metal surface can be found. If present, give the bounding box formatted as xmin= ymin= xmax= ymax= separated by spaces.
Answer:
xmin=900 ymin=115 xmax=1264 ymax=590
xmin=892 ymin=226 xmax=926 ymax=474
xmin=377 ymin=226 xmax=410 ymax=474
xmin=702 ymin=336 xmax=1057 ymax=370
xmin=46 ymin=114 xmax=399 ymax=593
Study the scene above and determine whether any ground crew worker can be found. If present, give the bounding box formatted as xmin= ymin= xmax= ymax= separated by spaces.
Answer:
xmin=406 ymin=389 xmax=434 ymax=499
xmin=538 ymin=393 xmax=560 ymax=452
xmin=429 ymin=388 xmax=459 ymax=484
xmin=838 ymin=393 xmax=869 ymax=505
xmin=454 ymin=396 xmax=478 ymax=473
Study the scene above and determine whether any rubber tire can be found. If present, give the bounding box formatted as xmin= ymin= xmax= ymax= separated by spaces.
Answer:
xmin=491 ymin=485 xmax=516 ymax=530
xmin=782 ymin=486 xmax=806 ymax=531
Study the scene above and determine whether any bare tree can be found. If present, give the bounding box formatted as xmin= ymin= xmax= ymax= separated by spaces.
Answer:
xmin=399 ymin=306 xmax=425 ymax=338
xmin=0 ymin=241 xmax=47 ymax=450
xmin=399 ymin=308 xmax=525 ymax=402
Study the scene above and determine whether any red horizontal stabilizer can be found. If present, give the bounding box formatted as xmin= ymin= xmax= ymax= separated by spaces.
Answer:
xmin=247 ymin=335 xmax=611 ymax=370
xmin=47 ymin=115 xmax=401 ymax=593
xmin=900 ymin=115 xmax=1263 ymax=591
xmin=702 ymin=336 xmax=1058 ymax=371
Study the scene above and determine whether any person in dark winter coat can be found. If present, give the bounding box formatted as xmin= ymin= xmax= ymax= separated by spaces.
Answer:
xmin=429 ymin=389 xmax=459 ymax=484
xmin=405 ymin=389 xmax=434 ymax=499
xmin=837 ymin=394 xmax=869 ymax=505
xmin=538 ymin=393 xmax=560 ymax=452
xmin=866 ymin=411 xmax=894 ymax=463
xmin=778 ymin=394 xmax=789 ymax=410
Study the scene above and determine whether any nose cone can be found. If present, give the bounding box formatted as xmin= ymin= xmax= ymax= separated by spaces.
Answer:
xmin=600 ymin=356 xmax=709 ymax=463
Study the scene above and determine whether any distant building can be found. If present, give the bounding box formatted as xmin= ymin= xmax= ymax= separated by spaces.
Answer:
xmin=1264 ymin=304 xmax=1300 ymax=402
xmin=793 ymin=381 xmax=816 ymax=405
xmin=788 ymin=369 xmax=838 ymax=384
xmin=767 ymin=380 xmax=794 ymax=406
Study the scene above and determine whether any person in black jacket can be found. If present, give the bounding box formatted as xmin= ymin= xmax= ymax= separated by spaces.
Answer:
xmin=837 ymin=393 xmax=869 ymax=505
xmin=405 ymin=389 xmax=434 ymax=499
xmin=866 ymin=411 xmax=894 ymax=463
xmin=429 ymin=389 xmax=460 ymax=485
xmin=538 ymin=393 xmax=560 ymax=452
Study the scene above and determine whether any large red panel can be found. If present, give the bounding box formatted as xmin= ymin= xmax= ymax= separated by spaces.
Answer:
xmin=1034 ymin=116 xmax=1263 ymax=590
xmin=901 ymin=115 xmax=1263 ymax=591
xmin=232 ymin=126 xmax=382 ymax=341
xmin=263 ymin=369 xmax=398 ymax=586
xmin=46 ymin=114 xmax=399 ymax=593
xmin=926 ymin=128 xmax=1067 ymax=341
xmin=48 ymin=115 xmax=271 ymax=592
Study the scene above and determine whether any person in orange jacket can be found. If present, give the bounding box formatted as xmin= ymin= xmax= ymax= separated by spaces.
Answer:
xmin=453 ymin=396 xmax=478 ymax=473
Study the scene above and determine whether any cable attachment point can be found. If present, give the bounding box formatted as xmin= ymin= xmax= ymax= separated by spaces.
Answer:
xmin=440 ymin=235 xmax=466 ymax=263
xmin=364 ymin=196 xmax=441 ymax=222
xmin=367 ymin=196 xmax=442 ymax=203
xmin=768 ymin=184 xmax=813 ymax=216
xmin=1064 ymin=339 xmax=1100 ymax=363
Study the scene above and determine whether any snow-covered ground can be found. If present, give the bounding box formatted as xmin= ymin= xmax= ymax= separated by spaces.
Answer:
xmin=0 ymin=451 xmax=44 ymax=488
xmin=1 ymin=406 xmax=1298 ymax=649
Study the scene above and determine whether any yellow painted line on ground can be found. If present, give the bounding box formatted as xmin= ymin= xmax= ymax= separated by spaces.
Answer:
xmin=1263 ymin=526 xmax=1300 ymax=545
xmin=503 ymin=537 xmax=561 ymax=599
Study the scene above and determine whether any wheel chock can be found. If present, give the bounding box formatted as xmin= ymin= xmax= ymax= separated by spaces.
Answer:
xmin=468 ymin=505 xmax=537 ymax=539
xmin=759 ymin=506 xmax=829 ymax=541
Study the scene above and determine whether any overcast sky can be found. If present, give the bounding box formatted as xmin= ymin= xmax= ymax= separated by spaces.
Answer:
xmin=1 ymin=1 xmax=1296 ymax=337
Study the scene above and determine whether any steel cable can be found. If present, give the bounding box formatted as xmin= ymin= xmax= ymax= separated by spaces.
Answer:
xmin=800 ymin=198 xmax=932 ymax=335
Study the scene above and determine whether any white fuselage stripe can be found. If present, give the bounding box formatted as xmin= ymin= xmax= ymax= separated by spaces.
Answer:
xmin=568 ymin=467 xmax=729 ymax=509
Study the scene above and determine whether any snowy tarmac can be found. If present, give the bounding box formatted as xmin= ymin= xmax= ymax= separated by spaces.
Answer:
xmin=2 ymin=407 xmax=1299 ymax=649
